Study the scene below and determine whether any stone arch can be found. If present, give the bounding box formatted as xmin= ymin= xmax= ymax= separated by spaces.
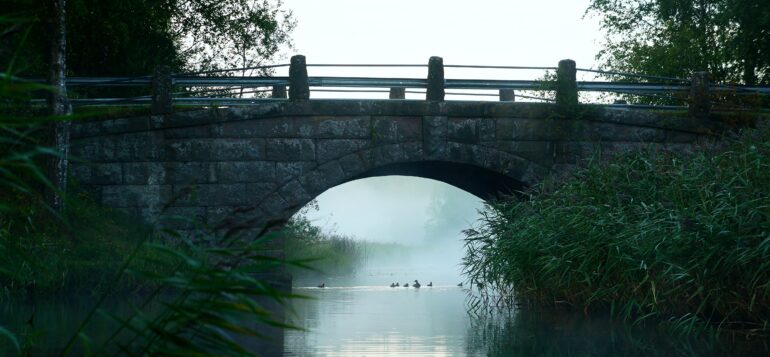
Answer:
xmin=254 ymin=141 xmax=550 ymax=222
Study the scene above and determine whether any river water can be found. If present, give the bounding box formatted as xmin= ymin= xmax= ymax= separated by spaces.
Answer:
xmin=284 ymin=282 xmax=770 ymax=356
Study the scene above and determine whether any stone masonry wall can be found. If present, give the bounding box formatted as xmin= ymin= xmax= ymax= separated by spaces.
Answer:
xmin=70 ymin=100 xmax=705 ymax=232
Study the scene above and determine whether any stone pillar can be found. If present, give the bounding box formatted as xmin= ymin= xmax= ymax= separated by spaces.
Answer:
xmin=289 ymin=55 xmax=309 ymax=101
xmin=689 ymin=71 xmax=710 ymax=121
xmin=556 ymin=59 xmax=578 ymax=113
xmin=389 ymin=87 xmax=406 ymax=99
xmin=151 ymin=65 xmax=172 ymax=115
xmin=272 ymin=84 xmax=287 ymax=99
xmin=499 ymin=89 xmax=515 ymax=102
xmin=426 ymin=56 xmax=445 ymax=101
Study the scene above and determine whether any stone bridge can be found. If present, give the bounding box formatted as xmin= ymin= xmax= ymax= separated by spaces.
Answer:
xmin=70 ymin=100 xmax=706 ymax=233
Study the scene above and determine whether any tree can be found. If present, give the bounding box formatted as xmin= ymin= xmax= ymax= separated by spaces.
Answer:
xmin=1 ymin=0 xmax=295 ymax=77
xmin=587 ymin=0 xmax=770 ymax=85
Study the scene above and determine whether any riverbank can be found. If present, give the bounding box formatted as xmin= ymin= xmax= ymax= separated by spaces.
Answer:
xmin=463 ymin=122 xmax=770 ymax=334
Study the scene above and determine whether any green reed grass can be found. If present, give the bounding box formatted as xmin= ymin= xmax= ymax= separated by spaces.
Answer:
xmin=464 ymin=124 xmax=770 ymax=334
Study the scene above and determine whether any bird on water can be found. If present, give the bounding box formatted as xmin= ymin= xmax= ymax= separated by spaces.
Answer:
xmin=404 ymin=283 xmax=410 ymax=287
xmin=457 ymin=282 xmax=463 ymax=287
xmin=390 ymin=283 xmax=396 ymax=288
xmin=427 ymin=282 xmax=433 ymax=287
xmin=413 ymin=280 xmax=421 ymax=288
xmin=317 ymin=283 xmax=325 ymax=288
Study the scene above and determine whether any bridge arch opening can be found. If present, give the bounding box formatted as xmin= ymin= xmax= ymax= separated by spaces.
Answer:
xmin=284 ymin=160 xmax=525 ymax=288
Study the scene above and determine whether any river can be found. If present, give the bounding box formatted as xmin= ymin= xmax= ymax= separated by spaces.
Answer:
xmin=284 ymin=282 xmax=770 ymax=356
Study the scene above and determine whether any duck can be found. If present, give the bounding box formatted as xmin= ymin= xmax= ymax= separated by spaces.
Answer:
xmin=413 ymin=280 xmax=421 ymax=288
xmin=390 ymin=283 xmax=396 ymax=288
xmin=395 ymin=282 xmax=399 ymax=287
xmin=317 ymin=283 xmax=325 ymax=288
xmin=427 ymin=282 xmax=433 ymax=287
xmin=457 ymin=282 xmax=463 ymax=287
xmin=404 ymin=283 xmax=409 ymax=287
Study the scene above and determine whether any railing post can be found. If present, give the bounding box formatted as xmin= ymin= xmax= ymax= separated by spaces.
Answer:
xmin=499 ymin=89 xmax=515 ymax=102
xmin=689 ymin=71 xmax=710 ymax=120
xmin=426 ymin=56 xmax=445 ymax=101
xmin=151 ymin=65 xmax=172 ymax=115
xmin=556 ymin=59 xmax=578 ymax=113
xmin=272 ymin=84 xmax=287 ymax=99
xmin=289 ymin=55 xmax=309 ymax=101
xmin=389 ymin=87 xmax=406 ymax=99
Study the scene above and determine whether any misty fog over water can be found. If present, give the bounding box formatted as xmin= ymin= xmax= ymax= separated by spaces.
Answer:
xmin=295 ymin=175 xmax=485 ymax=287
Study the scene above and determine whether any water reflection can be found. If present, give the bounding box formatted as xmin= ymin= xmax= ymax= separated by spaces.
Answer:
xmin=285 ymin=286 xmax=770 ymax=356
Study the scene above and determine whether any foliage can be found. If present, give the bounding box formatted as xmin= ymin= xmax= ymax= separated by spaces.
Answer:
xmin=464 ymin=124 xmax=770 ymax=334
xmin=1 ymin=0 xmax=295 ymax=77
xmin=284 ymin=213 xmax=366 ymax=279
xmin=587 ymin=0 xmax=770 ymax=86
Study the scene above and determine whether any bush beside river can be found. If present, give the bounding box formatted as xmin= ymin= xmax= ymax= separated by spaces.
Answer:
xmin=464 ymin=123 xmax=770 ymax=333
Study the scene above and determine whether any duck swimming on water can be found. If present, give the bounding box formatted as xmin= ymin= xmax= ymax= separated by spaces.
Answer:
xmin=404 ymin=283 xmax=409 ymax=287
xmin=457 ymin=282 xmax=463 ymax=287
xmin=317 ymin=283 xmax=325 ymax=288
xmin=413 ymin=280 xmax=421 ymax=288
xmin=390 ymin=283 xmax=396 ymax=288
xmin=395 ymin=282 xmax=399 ymax=287
xmin=427 ymin=282 xmax=433 ymax=287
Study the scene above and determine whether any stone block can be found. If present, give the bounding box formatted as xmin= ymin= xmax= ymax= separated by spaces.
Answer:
xmin=371 ymin=116 xmax=422 ymax=144
xmin=102 ymin=185 xmax=171 ymax=208
xmin=259 ymin=193 xmax=290 ymax=216
xmin=124 ymin=162 xmax=166 ymax=184
xmin=300 ymin=161 xmax=345 ymax=196
xmin=218 ymin=161 xmax=276 ymax=183
xmin=277 ymin=180 xmax=312 ymax=208
xmin=165 ymin=138 xmax=266 ymax=161
xmin=316 ymin=139 xmax=370 ymax=162
xmin=114 ymin=132 xmax=163 ymax=161
xmin=265 ymin=139 xmax=315 ymax=161
xmin=164 ymin=126 xmax=212 ymax=139
xmin=71 ymin=137 xmax=115 ymax=162
xmin=337 ymin=153 xmax=368 ymax=177
xmin=491 ymin=141 xmax=553 ymax=166
xmin=313 ymin=116 xmax=371 ymax=138
xmin=423 ymin=116 xmax=448 ymax=159
xmin=276 ymin=161 xmax=316 ymax=182
xmin=246 ymin=182 xmax=278 ymax=200
xmin=165 ymin=162 xmax=216 ymax=184
xmin=495 ymin=118 xmax=554 ymax=141
xmin=216 ymin=118 xmax=293 ymax=138
xmin=173 ymin=183 xmax=250 ymax=207
xmin=71 ymin=163 xmax=122 ymax=185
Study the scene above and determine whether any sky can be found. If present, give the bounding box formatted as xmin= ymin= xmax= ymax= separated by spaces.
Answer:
xmin=282 ymin=0 xmax=604 ymax=245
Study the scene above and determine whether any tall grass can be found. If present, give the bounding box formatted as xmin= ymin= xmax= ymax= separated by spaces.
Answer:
xmin=464 ymin=123 xmax=770 ymax=334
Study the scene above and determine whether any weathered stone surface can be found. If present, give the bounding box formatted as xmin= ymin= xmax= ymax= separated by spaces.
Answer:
xmin=277 ymin=180 xmax=311 ymax=208
xmin=218 ymin=161 xmax=276 ymax=183
xmin=495 ymin=118 xmax=554 ymax=141
xmin=114 ymin=132 xmax=163 ymax=160
xmin=317 ymin=139 xmax=370 ymax=162
xmin=71 ymin=163 xmax=122 ymax=185
xmin=173 ymin=184 xmax=250 ymax=207
xmin=371 ymin=116 xmax=421 ymax=144
xmin=447 ymin=118 xmax=496 ymax=143
xmin=423 ymin=116 xmax=448 ymax=159
xmin=166 ymin=138 xmax=265 ymax=161
xmin=491 ymin=141 xmax=554 ymax=166
xmin=71 ymin=137 xmax=115 ymax=161
xmin=70 ymin=101 xmax=706 ymax=241
xmin=165 ymin=162 xmax=216 ymax=184
xmin=299 ymin=161 xmax=345 ymax=196
xmin=265 ymin=139 xmax=315 ymax=161
xmin=553 ymin=142 xmax=600 ymax=164
xmin=124 ymin=162 xmax=166 ymax=184
xmin=165 ymin=126 xmax=212 ymax=139
xmin=276 ymin=161 xmax=316 ymax=182
xmin=102 ymin=185 xmax=171 ymax=207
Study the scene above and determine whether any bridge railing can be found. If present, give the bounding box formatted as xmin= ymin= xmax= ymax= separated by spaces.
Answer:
xmin=12 ymin=55 xmax=770 ymax=119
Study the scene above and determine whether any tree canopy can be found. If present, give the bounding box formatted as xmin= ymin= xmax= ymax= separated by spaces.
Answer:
xmin=1 ymin=0 xmax=295 ymax=76
xmin=587 ymin=0 xmax=770 ymax=85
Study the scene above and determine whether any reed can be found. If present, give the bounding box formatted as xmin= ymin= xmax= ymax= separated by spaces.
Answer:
xmin=464 ymin=124 xmax=770 ymax=334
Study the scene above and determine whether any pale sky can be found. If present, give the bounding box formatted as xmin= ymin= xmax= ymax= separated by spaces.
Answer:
xmin=283 ymin=0 xmax=604 ymax=243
